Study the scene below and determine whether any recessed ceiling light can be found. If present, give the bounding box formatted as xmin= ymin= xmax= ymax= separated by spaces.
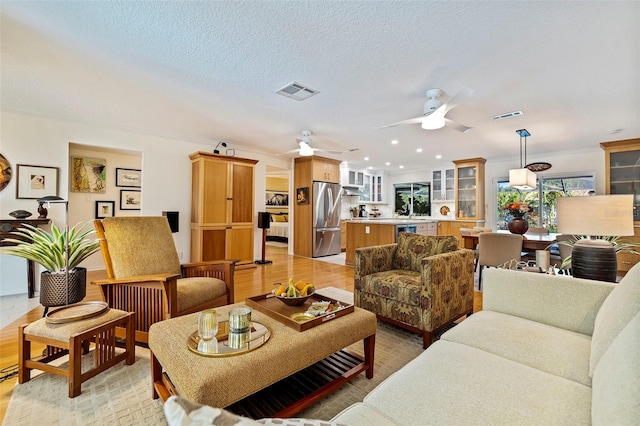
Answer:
xmin=364 ymin=157 xmax=369 ymax=161
xmin=391 ymin=140 xmax=398 ymax=145
xmin=607 ymin=128 xmax=623 ymax=134
xmin=435 ymin=154 xmax=442 ymax=159
xmin=385 ymin=162 xmax=390 ymax=166
xmin=416 ymin=148 xmax=423 ymax=153
xmin=399 ymin=165 xmax=404 ymax=169
xmin=367 ymin=166 xmax=373 ymax=170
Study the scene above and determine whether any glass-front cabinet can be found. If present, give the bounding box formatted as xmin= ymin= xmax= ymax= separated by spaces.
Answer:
xmin=431 ymin=168 xmax=454 ymax=202
xmin=361 ymin=172 xmax=385 ymax=203
xmin=453 ymin=157 xmax=486 ymax=220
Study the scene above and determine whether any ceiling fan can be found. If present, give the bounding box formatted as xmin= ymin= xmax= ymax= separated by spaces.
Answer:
xmin=278 ymin=130 xmax=359 ymax=156
xmin=377 ymin=87 xmax=474 ymax=133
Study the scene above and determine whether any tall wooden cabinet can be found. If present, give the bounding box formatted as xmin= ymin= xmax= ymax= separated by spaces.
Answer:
xmin=294 ymin=156 xmax=341 ymax=257
xmin=190 ymin=152 xmax=258 ymax=265
xmin=453 ymin=157 xmax=486 ymax=220
xmin=600 ymin=138 xmax=640 ymax=274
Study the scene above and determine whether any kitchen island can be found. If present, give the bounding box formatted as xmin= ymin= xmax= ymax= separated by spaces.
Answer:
xmin=344 ymin=218 xmax=484 ymax=266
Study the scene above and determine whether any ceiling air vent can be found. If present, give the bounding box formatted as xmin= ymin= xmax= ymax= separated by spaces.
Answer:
xmin=491 ymin=110 xmax=524 ymax=120
xmin=275 ymin=81 xmax=320 ymax=101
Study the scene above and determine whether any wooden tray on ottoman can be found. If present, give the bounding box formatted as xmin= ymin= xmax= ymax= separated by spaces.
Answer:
xmin=245 ymin=293 xmax=354 ymax=331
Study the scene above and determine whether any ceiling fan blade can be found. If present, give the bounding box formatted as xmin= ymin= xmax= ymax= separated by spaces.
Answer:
xmin=443 ymin=87 xmax=474 ymax=115
xmin=444 ymin=118 xmax=473 ymax=133
xmin=375 ymin=115 xmax=424 ymax=129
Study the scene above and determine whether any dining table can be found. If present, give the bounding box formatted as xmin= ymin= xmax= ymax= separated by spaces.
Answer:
xmin=462 ymin=230 xmax=558 ymax=251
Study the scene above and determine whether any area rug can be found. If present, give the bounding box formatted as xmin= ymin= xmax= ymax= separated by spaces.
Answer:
xmin=4 ymin=321 xmax=425 ymax=425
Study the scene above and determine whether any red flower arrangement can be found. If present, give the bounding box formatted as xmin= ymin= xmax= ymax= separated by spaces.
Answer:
xmin=503 ymin=202 xmax=533 ymax=218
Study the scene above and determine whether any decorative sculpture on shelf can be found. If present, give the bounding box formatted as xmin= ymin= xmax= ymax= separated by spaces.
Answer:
xmin=37 ymin=202 xmax=48 ymax=219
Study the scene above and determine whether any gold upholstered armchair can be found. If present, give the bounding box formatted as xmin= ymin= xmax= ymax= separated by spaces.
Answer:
xmin=93 ymin=216 xmax=235 ymax=343
xmin=354 ymin=233 xmax=475 ymax=349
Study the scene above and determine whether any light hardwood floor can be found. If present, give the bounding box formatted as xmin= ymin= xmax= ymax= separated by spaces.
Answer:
xmin=0 ymin=246 xmax=482 ymax=422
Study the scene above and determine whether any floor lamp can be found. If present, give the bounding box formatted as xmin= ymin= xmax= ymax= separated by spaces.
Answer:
xmin=37 ymin=195 xmax=70 ymax=315
xmin=556 ymin=194 xmax=634 ymax=282
xmin=255 ymin=212 xmax=272 ymax=265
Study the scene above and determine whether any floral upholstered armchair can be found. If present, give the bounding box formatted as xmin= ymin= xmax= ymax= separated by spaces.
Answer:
xmin=354 ymin=233 xmax=474 ymax=348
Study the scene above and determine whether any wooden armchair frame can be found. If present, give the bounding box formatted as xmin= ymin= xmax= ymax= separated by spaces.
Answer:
xmin=93 ymin=219 xmax=235 ymax=343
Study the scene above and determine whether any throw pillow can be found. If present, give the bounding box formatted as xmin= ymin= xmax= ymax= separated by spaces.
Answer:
xmin=273 ymin=215 xmax=286 ymax=223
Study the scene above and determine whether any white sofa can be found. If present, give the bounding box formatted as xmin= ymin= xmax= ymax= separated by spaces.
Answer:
xmin=333 ymin=263 xmax=640 ymax=425
xmin=165 ymin=263 xmax=640 ymax=426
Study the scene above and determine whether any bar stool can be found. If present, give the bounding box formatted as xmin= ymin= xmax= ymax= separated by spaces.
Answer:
xmin=18 ymin=308 xmax=135 ymax=397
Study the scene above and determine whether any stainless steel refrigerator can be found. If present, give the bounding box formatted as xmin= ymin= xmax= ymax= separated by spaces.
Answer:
xmin=312 ymin=181 xmax=342 ymax=257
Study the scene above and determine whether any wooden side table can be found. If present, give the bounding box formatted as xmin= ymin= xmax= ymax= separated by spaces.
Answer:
xmin=0 ymin=218 xmax=51 ymax=298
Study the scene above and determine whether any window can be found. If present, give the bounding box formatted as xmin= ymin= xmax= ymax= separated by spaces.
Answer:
xmin=496 ymin=173 xmax=595 ymax=232
xmin=394 ymin=182 xmax=431 ymax=216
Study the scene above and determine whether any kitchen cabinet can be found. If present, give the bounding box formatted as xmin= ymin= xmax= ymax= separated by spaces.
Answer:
xmin=431 ymin=168 xmax=455 ymax=202
xmin=362 ymin=173 xmax=385 ymax=203
xmin=340 ymin=219 xmax=348 ymax=251
xmin=416 ymin=222 xmax=438 ymax=236
xmin=453 ymin=157 xmax=486 ymax=221
xmin=600 ymin=138 xmax=640 ymax=275
xmin=294 ymin=156 xmax=343 ymax=257
xmin=312 ymin=158 xmax=340 ymax=183
xmin=341 ymin=168 xmax=365 ymax=188
xmin=189 ymin=152 xmax=257 ymax=265
xmin=345 ymin=222 xmax=396 ymax=266
xmin=438 ymin=220 xmax=475 ymax=246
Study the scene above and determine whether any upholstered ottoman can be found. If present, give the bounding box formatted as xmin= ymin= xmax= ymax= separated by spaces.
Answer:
xmin=18 ymin=308 xmax=135 ymax=397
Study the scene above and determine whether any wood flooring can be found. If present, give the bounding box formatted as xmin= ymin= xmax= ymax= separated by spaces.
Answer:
xmin=0 ymin=246 xmax=482 ymax=422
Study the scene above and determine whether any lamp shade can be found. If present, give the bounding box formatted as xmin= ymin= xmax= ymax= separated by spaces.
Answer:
xmin=508 ymin=168 xmax=536 ymax=191
xmin=557 ymin=194 xmax=634 ymax=236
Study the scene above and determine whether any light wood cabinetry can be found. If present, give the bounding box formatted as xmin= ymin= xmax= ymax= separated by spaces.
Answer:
xmin=345 ymin=222 xmax=396 ymax=266
xmin=453 ymin=157 xmax=486 ymax=221
xmin=294 ymin=156 xmax=343 ymax=257
xmin=600 ymin=138 xmax=640 ymax=274
xmin=190 ymin=152 xmax=257 ymax=265
xmin=432 ymin=168 xmax=455 ymax=202
xmin=416 ymin=222 xmax=438 ymax=236
xmin=312 ymin=159 xmax=340 ymax=183
xmin=340 ymin=220 xmax=348 ymax=251
xmin=438 ymin=221 xmax=475 ymax=246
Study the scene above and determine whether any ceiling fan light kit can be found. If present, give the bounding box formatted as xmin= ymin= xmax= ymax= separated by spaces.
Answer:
xmin=509 ymin=129 xmax=538 ymax=191
xmin=298 ymin=141 xmax=314 ymax=156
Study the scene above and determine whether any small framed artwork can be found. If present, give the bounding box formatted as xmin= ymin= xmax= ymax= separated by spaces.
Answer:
xmin=70 ymin=156 xmax=106 ymax=193
xmin=95 ymin=201 xmax=115 ymax=219
xmin=266 ymin=190 xmax=289 ymax=207
xmin=120 ymin=189 xmax=141 ymax=210
xmin=296 ymin=187 xmax=309 ymax=205
xmin=115 ymin=168 xmax=142 ymax=188
xmin=16 ymin=164 xmax=59 ymax=199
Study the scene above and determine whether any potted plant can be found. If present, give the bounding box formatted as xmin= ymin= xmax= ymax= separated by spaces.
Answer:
xmin=0 ymin=222 xmax=100 ymax=309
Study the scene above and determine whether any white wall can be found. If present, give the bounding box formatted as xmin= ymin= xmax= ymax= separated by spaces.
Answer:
xmin=0 ymin=110 xmax=291 ymax=296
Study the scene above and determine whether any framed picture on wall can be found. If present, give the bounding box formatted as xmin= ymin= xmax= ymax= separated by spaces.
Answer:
xmin=266 ymin=190 xmax=289 ymax=207
xmin=296 ymin=187 xmax=309 ymax=205
xmin=16 ymin=164 xmax=59 ymax=199
xmin=115 ymin=168 xmax=141 ymax=188
xmin=120 ymin=189 xmax=141 ymax=210
xmin=70 ymin=156 xmax=106 ymax=193
xmin=95 ymin=201 xmax=115 ymax=219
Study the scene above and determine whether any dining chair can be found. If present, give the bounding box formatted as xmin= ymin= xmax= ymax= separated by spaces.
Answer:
xmin=477 ymin=232 xmax=523 ymax=290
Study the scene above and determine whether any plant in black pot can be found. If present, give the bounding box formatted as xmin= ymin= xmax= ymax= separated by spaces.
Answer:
xmin=0 ymin=222 xmax=100 ymax=313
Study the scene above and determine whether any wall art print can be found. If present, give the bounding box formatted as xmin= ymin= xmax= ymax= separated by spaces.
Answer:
xmin=120 ymin=189 xmax=141 ymax=210
xmin=16 ymin=164 xmax=59 ymax=199
xmin=0 ymin=153 xmax=12 ymax=192
xmin=95 ymin=200 xmax=115 ymax=219
xmin=70 ymin=156 xmax=106 ymax=193
xmin=115 ymin=168 xmax=141 ymax=188
xmin=266 ymin=191 xmax=289 ymax=207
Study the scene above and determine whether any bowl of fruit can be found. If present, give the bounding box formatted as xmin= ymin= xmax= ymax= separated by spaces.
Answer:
xmin=273 ymin=279 xmax=315 ymax=306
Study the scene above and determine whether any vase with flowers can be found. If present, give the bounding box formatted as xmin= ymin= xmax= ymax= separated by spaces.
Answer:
xmin=503 ymin=202 xmax=533 ymax=234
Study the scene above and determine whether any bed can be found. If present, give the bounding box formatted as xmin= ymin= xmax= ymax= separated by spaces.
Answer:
xmin=266 ymin=212 xmax=289 ymax=242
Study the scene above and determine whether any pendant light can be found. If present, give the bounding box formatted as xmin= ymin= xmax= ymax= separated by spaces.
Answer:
xmin=509 ymin=129 xmax=537 ymax=191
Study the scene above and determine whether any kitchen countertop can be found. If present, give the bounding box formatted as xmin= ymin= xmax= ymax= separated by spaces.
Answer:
xmin=342 ymin=217 xmax=481 ymax=223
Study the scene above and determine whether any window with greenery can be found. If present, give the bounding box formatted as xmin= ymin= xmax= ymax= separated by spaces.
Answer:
xmin=395 ymin=182 xmax=431 ymax=216
xmin=496 ymin=174 xmax=595 ymax=232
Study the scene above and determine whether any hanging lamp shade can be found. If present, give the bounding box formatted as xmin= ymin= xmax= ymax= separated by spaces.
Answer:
xmin=509 ymin=129 xmax=537 ymax=191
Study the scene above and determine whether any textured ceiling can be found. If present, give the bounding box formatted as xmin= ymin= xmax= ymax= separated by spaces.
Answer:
xmin=1 ymin=1 xmax=639 ymax=171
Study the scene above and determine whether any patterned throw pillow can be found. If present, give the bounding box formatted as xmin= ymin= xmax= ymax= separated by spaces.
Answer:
xmin=164 ymin=396 xmax=344 ymax=426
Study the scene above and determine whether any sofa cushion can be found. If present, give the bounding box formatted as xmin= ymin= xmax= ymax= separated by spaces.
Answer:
xmin=590 ymin=262 xmax=640 ymax=376
xmin=362 ymin=340 xmax=592 ymax=425
xmin=331 ymin=402 xmax=397 ymax=425
xmin=591 ymin=311 xmax=640 ymax=425
xmin=441 ymin=310 xmax=592 ymax=386
xmin=177 ymin=277 xmax=228 ymax=313
xmin=392 ymin=234 xmax=458 ymax=271
xmin=360 ymin=270 xmax=421 ymax=304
